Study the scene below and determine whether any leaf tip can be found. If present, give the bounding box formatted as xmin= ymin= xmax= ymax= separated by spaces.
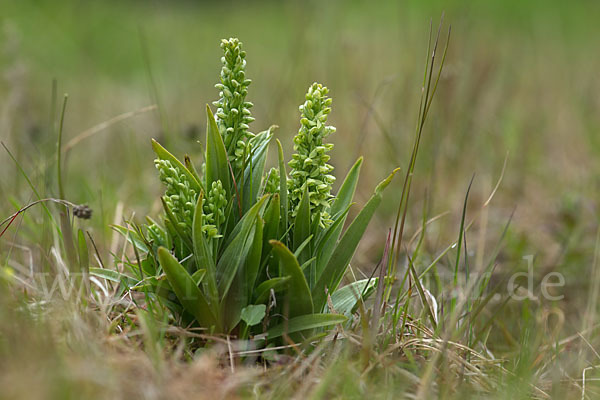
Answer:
xmin=269 ymin=239 xmax=283 ymax=247
xmin=157 ymin=246 xmax=169 ymax=257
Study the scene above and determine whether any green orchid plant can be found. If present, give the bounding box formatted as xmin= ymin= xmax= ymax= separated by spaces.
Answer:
xmin=95 ymin=38 xmax=398 ymax=343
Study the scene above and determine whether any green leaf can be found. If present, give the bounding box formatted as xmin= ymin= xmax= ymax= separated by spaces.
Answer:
xmin=90 ymin=268 xmax=138 ymax=288
xmin=191 ymin=269 xmax=206 ymax=286
xmin=264 ymin=313 xmax=347 ymax=340
xmin=254 ymin=276 xmax=291 ymax=304
xmin=184 ymin=155 xmax=203 ymax=186
xmin=111 ymin=225 xmax=150 ymax=254
xmin=130 ymin=276 xmax=174 ymax=300
xmin=331 ymin=157 xmax=363 ymax=217
xmin=317 ymin=157 xmax=363 ymax=269
xmin=220 ymin=215 xmax=264 ymax=332
xmin=312 ymin=168 xmax=399 ymax=311
xmin=269 ymin=240 xmax=313 ymax=317
xmin=77 ymin=229 xmax=89 ymax=275
xmin=242 ymin=127 xmax=275 ymax=213
xmin=217 ymin=197 xmax=267 ymax=300
xmin=192 ymin=192 xmax=218 ymax=304
xmin=205 ymin=105 xmax=231 ymax=192
xmin=240 ymin=304 xmax=266 ymax=327
xmin=329 ymin=278 xmax=378 ymax=316
xmin=299 ymin=257 xmax=317 ymax=271
xmin=293 ymin=185 xmax=311 ymax=263
xmin=276 ymin=139 xmax=288 ymax=242
xmin=244 ymin=216 xmax=264 ymax=299
xmin=315 ymin=204 xmax=352 ymax=277
xmin=157 ymin=247 xmax=218 ymax=329
xmin=152 ymin=139 xmax=201 ymax=192
xmin=261 ymin=194 xmax=280 ymax=258
xmin=294 ymin=234 xmax=313 ymax=259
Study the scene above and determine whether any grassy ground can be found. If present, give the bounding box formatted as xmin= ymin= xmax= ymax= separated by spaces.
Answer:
xmin=2 ymin=0 xmax=600 ymax=398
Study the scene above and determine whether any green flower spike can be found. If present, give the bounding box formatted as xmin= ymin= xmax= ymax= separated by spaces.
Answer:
xmin=203 ymin=179 xmax=227 ymax=238
xmin=213 ymin=38 xmax=255 ymax=171
xmin=146 ymin=222 xmax=166 ymax=248
xmin=154 ymin=159 xmax=198 ymax=235
xmin=288 ymin=82 xmax=336 ymax=226
xmin=264 ymin=167 xmax=280 ymax=195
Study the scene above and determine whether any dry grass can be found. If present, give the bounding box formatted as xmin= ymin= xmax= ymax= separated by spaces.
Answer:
xmin=2 ymin=1 xmax=600 ymax=399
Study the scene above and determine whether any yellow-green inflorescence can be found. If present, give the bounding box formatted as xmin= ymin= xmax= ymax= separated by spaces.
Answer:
xmin=203 ymin=180 xmax=227 ymax=238
xmin=155 ymin=159 xmax=198 ymax=236
xmin=264 ymin=167 xmax=280 ymax=195
xmin=288 ymin=83 xmax=336 ymax=226
xmin=154 ymin=160 xmax=225 ymax=240
xmin=213 ymin=38 xmax=255 ymax=171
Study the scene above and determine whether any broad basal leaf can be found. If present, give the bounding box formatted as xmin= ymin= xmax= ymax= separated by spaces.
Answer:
xmin=312 ymin=168 xmax=399 ymax=311
xmin=157 ymin=247 xmax=218 ymax=329
xmin=328 ymin=278 xmax=378 ymax=316
xmin=241 ymin=126 xmax=275 ymax=213
xmin=205 ymin=105 xmax=231 ymax=192
xmin=269 ymin=240 xmax=313 ymax=317
xmin=241 ymin=304 xmax=266 ymax=327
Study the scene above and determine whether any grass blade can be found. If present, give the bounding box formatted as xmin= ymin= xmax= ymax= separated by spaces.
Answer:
xmin=407 ymin=251 xmax=438 ymax=329
xmin=265 ymin=313 xmax=347 ymax=340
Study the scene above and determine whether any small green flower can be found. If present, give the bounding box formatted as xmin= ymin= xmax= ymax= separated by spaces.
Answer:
xmin=288 ymin=83 xmax=336 ymax=226
xmin=154 ymin=158 xmax=198 ymax=236
xmin=264 ymin=167 xmax=280 ymax=195
xmin=204 ymin=180 xmax=227 ymax=238
xmin=213 ymin=38 xmax=255 ymax=171
xmin=146 ymin=222 xmax=167 ymax=248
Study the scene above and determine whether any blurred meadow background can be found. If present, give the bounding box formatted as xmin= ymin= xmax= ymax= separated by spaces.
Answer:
xmin=2 ymin=0 xmax=600 ymax=398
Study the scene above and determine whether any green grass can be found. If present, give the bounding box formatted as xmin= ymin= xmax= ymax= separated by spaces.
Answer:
xmin=2 ymin=0 xmax=600 ymax=398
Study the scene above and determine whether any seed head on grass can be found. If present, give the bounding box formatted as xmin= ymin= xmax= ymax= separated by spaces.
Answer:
xmin=213 ymin=38 xmax=255 ymax=171
xmin=73 ymin=204 xmax=92 ymax=220
xmin=288 ymin=83 xmax=336 ymax=226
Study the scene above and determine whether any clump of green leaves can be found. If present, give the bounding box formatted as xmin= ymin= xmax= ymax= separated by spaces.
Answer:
xmin=101 ymin=38 xmax=397 ymax=344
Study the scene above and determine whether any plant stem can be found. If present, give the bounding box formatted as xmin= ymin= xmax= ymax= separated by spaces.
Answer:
xmin=57 ymin=94 xmax=69 ymax=200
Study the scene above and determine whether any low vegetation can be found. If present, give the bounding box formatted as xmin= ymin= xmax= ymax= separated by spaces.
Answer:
xmin=2 ymin=2 xmax=600 ymax=399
